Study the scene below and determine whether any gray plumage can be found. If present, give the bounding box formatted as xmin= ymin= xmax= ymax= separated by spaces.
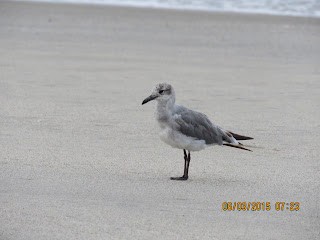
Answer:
xmin=142 ymin=83 xmax=252 ymax=152
xmin=173 ymin=105 xmax=225 ymax=145
xmin=142 ymin=83 xmax=253 ymax=180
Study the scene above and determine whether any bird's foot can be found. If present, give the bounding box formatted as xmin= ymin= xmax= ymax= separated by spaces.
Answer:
xmin=170 ymin=176 xmax=188 ymax=181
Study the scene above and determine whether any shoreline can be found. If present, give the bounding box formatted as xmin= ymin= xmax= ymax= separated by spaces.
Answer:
xmin=11 ymin=0 xmax=320 ymax=20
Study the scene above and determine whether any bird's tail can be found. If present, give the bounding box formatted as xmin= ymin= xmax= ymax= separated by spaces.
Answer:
xmin=228 ymin=131 xmax=253 ymax=141
xmin=223 ymin=143 xmax=252 ymax=152
xmin=221 ymin=129 xmax=253 ymax=151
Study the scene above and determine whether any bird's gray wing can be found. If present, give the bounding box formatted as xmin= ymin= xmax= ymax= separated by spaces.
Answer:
xmin=173 ymin=106 xmax=225 ymax=145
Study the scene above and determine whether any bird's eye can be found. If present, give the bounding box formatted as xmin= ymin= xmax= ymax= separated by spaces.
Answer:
xmin=159 ymin=90 xmax=164 ymax=94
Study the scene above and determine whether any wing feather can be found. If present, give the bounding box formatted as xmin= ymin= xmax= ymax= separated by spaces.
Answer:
xmin=173 ymin=106 xmax=223 ymax=145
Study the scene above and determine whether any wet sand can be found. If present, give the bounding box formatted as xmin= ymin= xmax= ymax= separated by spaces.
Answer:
xmin=0 ymin=1 xmax=319 ymax=239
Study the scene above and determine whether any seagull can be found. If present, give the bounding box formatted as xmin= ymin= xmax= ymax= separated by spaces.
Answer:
xmin=142 ymin=83 xmax=253 ymax=181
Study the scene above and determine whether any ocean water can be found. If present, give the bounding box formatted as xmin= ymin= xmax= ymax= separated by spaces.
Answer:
xmin=17 ymin=0 xmax=320 ymax=17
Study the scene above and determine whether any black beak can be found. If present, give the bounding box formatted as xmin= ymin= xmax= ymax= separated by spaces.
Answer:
xmin=142 ymin=95 xmax=157 ymax=105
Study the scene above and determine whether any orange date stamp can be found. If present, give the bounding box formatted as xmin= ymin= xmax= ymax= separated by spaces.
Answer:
xmin=222 ymin=201 xmax=300 ymax=211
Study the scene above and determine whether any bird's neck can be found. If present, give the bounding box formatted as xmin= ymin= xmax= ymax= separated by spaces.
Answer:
xmin=156 ymin=98 xmax=175 ymax=123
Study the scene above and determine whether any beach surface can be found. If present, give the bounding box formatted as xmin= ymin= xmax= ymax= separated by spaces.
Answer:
xmin=1 ymin=1 xmax=319 ymax=239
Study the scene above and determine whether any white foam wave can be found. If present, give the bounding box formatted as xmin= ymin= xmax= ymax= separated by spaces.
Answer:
xmin=15 ymin=0 xmax=320 ymax=17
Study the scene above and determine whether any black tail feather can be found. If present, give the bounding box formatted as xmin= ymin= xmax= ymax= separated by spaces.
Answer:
xmin=223 ymin=143 xmax=252 ymax=152
xmin=228 ymin=131 xmax=253 ymax=141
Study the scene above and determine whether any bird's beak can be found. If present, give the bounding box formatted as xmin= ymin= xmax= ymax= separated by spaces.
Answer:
xmin=142 ymin=94 xmax=157 ymax=105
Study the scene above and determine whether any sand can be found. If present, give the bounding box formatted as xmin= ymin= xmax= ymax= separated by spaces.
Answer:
xmin=0 ymin=1 xmax=319 ymax=239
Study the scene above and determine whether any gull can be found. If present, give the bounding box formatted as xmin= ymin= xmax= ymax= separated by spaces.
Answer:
xmin=142 ymin=83 xmax=253 ymax=181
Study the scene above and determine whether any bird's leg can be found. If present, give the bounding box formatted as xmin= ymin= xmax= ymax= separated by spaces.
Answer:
xmin=170 ymin=149 xmax=189 ymax=181
xmin=185 ymin=151 xmax=191 ymax=177
xmin=182 ymin=149 xmax=188 ymax=177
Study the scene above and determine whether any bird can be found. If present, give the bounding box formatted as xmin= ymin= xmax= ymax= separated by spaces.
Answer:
xmin=141 ymin=83 xmax=253 ymax=180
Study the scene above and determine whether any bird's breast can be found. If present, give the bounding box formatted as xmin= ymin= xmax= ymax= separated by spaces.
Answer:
xmin=159 ymin=127 xmax=176 ymax=147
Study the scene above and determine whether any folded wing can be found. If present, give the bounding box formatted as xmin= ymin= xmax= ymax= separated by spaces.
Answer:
xmin=173 ymin=106 xmax=224 ymax=145
xmin=173 ymin=106 xmax=253 ymax=152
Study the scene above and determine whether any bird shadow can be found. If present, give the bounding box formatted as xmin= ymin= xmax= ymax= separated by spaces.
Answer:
xmin=185 ymin=174 xmax=250 ymax=187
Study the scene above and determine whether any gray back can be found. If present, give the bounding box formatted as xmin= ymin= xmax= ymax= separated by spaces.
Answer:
xmin=173 ymin=105 xmax=224 ymax=145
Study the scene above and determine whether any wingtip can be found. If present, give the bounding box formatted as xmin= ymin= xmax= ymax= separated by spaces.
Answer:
xmin=223 ymin=143 xmax=252 ymax=152
xmin=228 ymin=131 xmax=254 ymax=141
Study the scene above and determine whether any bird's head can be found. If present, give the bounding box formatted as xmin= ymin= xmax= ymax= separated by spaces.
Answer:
xmin=142 ymin=83 xmax=175 ymax=105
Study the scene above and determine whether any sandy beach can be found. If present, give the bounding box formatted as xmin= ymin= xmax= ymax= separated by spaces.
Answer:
xmin=1 ymin=1 xmax=319 ymax=239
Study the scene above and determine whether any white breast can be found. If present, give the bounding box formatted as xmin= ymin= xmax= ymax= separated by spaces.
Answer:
xmin=158 ymin=126 xmax=207 ymax=152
